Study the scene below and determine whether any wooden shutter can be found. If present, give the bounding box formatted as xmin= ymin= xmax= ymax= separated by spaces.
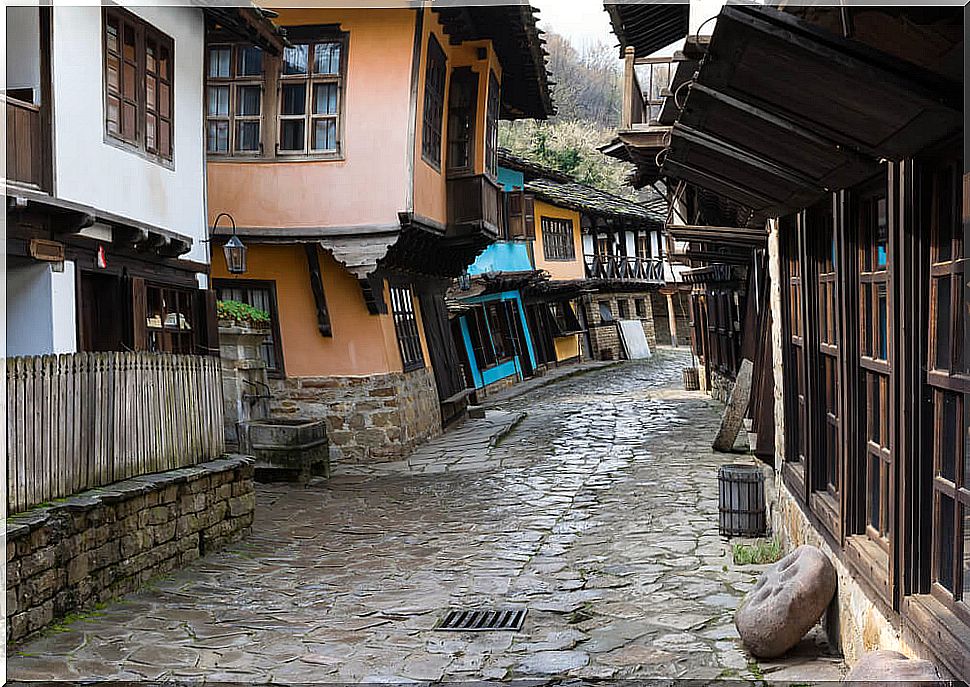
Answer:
xmin=131 ymin=276 xmax=147 ymax=351
xmin=507 ymin=190 xmax=525 ymax=238
xmin=523 ymin=194 xmax=536 ymax=239
xmin=201 ymin=288 xmax=221 ymax=356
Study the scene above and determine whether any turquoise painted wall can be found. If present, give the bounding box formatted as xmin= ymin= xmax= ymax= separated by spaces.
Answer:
xmin=468 ymin=241 xmax=534 ymax=276
xmin=456 ymin=290 xmax=538 ymax=390
xmin=497 ymin=165 xmax=525 ymax=192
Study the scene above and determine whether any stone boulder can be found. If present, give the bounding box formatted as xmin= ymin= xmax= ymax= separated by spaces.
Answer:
xmin=845 ymin=650 xmax=941 ymax=683
xmin=735 ymin=544 xmax=837 ymax=658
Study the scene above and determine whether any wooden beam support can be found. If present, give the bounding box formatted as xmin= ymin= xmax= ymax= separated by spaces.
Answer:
xmin=303 ymin=244 xmax=333 ymax=336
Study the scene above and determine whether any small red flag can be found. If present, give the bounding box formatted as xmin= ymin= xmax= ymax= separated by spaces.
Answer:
xmin=97 ymin=245 xmax=108 ymax=269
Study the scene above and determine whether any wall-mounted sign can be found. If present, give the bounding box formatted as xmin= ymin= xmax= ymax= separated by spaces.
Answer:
xmin=97 ymin=245 xmax=108 ymax=269
xmin=28 ymin=238 xmax=65 ymax=263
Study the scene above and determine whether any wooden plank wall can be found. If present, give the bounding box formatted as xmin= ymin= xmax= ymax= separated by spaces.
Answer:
xmin=6 ymin=352 xmax=225 ymax=514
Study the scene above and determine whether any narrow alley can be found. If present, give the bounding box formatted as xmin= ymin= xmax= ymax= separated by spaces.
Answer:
xmin=7 ymin=350 xmax=838 ymax=683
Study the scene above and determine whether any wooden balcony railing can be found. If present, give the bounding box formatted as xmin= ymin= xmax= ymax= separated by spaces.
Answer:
xmin=585 ymin=254 xmax=665 ymax=283
xmin=447 ymin=174 xmax=503 ymax=239
xmin=621 ymin=48 xmax=678 ymax=129
xmin=5 ymin=96 xmax=49 ymax=191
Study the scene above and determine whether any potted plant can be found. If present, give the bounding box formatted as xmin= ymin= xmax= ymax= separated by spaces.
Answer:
xmin=217 ymin=299 xmax=271 ymax=330
xmin=217 ymin=300 xmax=272 ymax=367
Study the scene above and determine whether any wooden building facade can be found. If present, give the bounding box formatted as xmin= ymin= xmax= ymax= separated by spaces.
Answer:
xmin=605 ymin=1 xmax=968 ymax=678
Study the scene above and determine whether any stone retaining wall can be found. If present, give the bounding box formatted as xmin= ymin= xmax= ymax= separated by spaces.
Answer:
xmin=6 ymin=455 xmax=255 ymax=644
xmin=270 ymin=367 xmax=441 ymax=464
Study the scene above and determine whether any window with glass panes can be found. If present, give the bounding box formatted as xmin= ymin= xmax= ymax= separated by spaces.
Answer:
xmin=421 ymin=35 xmax=447 ymax=168
xmin=858 ymin=187 xmax=893 ymax=552
xmin=390 ymin=285 xmax=425 ymax=372
xmin=809 ymin=207 xmax=842 ymax=514
xmin=206 ymin=44 xmax=264 ymax=155
xmin=924 ymin=158 xmax=970 ymax=614
xmin=485 ymin=71 xmax=500 ymax=178
xmin=278 ymin=37 xmax=345 ymax=155
xmin=542 ymin=217 xmax=575 ymax=261
xmin=103 ymin=8 xmax=173 ymax=161
xmin=145 ymin=285 xmax=196 ymax=354
xmin=781 ymin=217 xmax=808 ymax=468
xmin=446 ymin=68 xmax=477 ymax=174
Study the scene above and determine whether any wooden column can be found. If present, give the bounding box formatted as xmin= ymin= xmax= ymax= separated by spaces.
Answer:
xmin=665 ymin=291 xmax=679 ymax=347
xmin=621 ymin=46 xmax=636 ymax=129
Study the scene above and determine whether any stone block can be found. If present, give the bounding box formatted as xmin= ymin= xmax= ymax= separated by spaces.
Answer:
xmin=735 ymin=545 xmax=837 ymax=658
xmin=20 ymin=544 xmax=57 ymax=579
xmin=88 ymin=540 xmax=122 ymax=572
xmin=179 ymin=492 xmax=207 ymax=514
xmin=846 ymin=651 xmax=940 ymax=681
xmin=152 ymin=521 xmax=177 ymax=545
xmin=66 ymin=554 xmax=90 ymax=586
xmin=228 ymin=492 xmax=255 ymax=518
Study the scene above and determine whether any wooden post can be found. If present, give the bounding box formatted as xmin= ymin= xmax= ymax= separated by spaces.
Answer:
xmin=622 ymin=46 xmax=636 ymax=130
xmin=666 ymin=291 xmax=679 ymax=347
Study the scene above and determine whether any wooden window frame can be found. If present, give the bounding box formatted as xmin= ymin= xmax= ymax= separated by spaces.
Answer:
xmin=617 ymin=299 xmax=630 ymax=319
xmin=277 ymin=33 xmax=347 ymax=158
xmin=144 ymin=283 xmax=198 ymax=354
xmin=213 ymin=278 xmax=286 ymax=377
xmin=421 ymin=34 xmax=447 ymax=170
xmin=390 ymin=284 xmax=425 ymax=372
xmin=921 ymin=155 xmax=970 ymax=623
xmin=484 ymin=70 xmax=500 ymax=179
xmin=635 ymin=232 xmax=652 ymax=260
xmin=857 ymin=183 xmax=894 ymax=556
xmin=541 ymin=217 xmax=576 ymax=261
xmin=205 ymin=43 xmax=266 ymax=157
xmin=103 ymin=7 xmax=174 ymax=165
xmin=635 ymin=298 xmax=647 ymax=318
xmin=446 ymin=67 xmax=478 ymax=177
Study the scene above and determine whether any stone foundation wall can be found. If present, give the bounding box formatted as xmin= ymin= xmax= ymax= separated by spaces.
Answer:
xmin=271 ymin=367 xmax=441 ymax=464
xmin=582 ymin=292 xmax=658 ymax=360
xmin=6 ymin=456 xmax=255 ymax=644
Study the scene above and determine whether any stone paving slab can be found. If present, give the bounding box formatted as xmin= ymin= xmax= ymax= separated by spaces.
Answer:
xmin=8 ymin=349 xmax=845 ymax=683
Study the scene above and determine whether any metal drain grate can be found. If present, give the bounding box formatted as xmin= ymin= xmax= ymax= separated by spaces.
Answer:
xmin=435 ymin=608 xmax=527 ymax=632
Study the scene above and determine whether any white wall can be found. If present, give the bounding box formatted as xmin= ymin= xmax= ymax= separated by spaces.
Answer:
xmin=7 ymin=262 xmax=77 ymax=357
xmin=650 ymin=0 xmax=726 ymax=58
xmin=51 ymin=6 xmax=208 ymax=264
xmin=6 ymin=7 xmax=41 ymax=102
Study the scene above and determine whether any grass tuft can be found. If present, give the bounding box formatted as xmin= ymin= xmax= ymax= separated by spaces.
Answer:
xmin=732 ymin=538 xmax=783 ymax=566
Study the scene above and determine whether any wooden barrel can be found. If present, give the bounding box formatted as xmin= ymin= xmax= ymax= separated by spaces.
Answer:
xmin=718 ymin=463 xmax=766 ymax=537
xmin=683 ymin=367 xmax=700 ymax=390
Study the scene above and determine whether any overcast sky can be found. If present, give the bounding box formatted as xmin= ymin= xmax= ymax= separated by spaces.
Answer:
xmin=532 ymin=0 xmax=618 ymax=52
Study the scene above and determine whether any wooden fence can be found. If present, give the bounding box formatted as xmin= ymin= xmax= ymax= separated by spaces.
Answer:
xmin=6 ymin=352 xmax=225 ymax=514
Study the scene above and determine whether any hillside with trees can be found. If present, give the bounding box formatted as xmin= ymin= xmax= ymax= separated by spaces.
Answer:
xmin=500 ymin=32 xmax=654 ymax=202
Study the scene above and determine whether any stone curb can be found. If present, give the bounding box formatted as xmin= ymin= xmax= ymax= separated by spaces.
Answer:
xmin=488 ymin=412 xmax=527 ymax=448
xmin=6 ymin=454 xmax=255 ymax=531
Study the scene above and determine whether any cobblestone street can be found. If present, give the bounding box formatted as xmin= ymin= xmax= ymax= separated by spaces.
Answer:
xmin=9 ymin=349 xmax=828 ymax=682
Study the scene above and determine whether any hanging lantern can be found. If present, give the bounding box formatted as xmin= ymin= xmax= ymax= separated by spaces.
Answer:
xmin=214 ymin=212 xmax=247 ymax=275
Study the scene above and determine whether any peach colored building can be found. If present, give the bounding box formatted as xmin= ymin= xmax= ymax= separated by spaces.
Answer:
xmin=206 ymin=6 xmax=552 ymax=463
